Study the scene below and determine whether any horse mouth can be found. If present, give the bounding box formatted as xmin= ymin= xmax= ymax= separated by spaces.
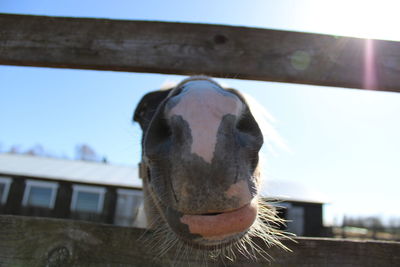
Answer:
xmin=148 ymin=183 xmax=258 ymax=248
xmin=176 ymin=200 xmax=258 ymax=247
xmin=180 ymin=201 xmax=257 ymax=238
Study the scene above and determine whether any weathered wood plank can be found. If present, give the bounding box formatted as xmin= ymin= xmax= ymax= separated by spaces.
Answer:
xmin=0 ymin=13 xmax=400 ymax=93
xmin=0 ymin=215 xmax=399 ymax=266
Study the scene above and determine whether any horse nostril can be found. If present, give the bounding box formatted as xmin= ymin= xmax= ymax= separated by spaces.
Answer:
xmin=144 ymin=116 xmax=172 ymax=157
xmin=236 ymin=112 xmax=258 ymax=134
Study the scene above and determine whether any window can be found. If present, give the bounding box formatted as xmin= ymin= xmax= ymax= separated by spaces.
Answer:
xmin=0 ymin=177 xmax=12 ymax=205
xmin=70 ymin=185 xmax=105 ymax=213
xmin=114 ymin=189 xmax=143 ymax=226
xmin=22 ymin=180 xmax=59 ymax=208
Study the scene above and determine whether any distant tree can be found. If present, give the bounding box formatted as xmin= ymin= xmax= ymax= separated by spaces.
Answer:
xmin=364 ymin=216 xmax=383 ymax=229
xmin=388 ymin=217 xmax=399 ymax=235
xmin=4 ymin=142 xmax=105 ymax=163
xmin=9 ymin=145 xmax=21 ymax=154
xmin=24 ymin=144 xmax=45 ymax=156
xmin=365 ymin=216 xmax=384 ymax=239
xmin=75 ymin=144 xmax=102 ymax=162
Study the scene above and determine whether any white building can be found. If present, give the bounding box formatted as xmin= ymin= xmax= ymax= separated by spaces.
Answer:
xmin=0 ymin=153 xmax=328 ymax=236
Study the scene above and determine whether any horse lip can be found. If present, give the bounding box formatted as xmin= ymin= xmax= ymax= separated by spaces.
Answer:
xmin=179 ymin=200 xmax=258 ymax=240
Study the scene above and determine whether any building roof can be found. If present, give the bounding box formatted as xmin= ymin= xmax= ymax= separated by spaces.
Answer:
xmin=0 ymin=153 xmax=327 ymax=203
xmin=0 ymin=153 xmax=141 ymax=188
xmin=261 ymin=179 xmax=329 ymax=204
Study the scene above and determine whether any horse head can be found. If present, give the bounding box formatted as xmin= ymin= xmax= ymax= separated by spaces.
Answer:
xmin=134 ymin=76 xmax=287 ymax=260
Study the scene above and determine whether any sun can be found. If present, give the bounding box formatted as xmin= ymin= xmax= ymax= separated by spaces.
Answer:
xmin=303 ymin=0 xmax=400 ymax=41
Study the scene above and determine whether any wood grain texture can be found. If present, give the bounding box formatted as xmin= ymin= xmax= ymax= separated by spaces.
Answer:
xmin=0 ymin=215 xmax=399 ymax=266
xmin=1 ymin=13 xmax=400 ymax=92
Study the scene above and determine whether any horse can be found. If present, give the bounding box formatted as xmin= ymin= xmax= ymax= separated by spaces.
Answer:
xmin=133 ymin=76 xmax=288 ymax=262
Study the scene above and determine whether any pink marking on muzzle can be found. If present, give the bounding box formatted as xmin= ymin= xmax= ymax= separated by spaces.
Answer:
xmin=167 ymin=80 xmax=243 ymax=163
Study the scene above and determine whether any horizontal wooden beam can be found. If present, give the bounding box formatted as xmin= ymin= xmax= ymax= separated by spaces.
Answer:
xmin=0 ymin=13 xmax=400 ymax=93
xmin=0 ymin=215 xmax=399 ymax=266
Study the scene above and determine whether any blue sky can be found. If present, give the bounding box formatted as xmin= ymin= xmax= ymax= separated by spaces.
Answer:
xmin=1 ymin=0 xmax=400 ymax=225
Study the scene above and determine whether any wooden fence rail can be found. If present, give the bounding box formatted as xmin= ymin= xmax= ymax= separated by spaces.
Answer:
xmin=1 ymin=13 xmax=400 ymax=93
xmin=0 ymin=215 xmax=399 ymax=266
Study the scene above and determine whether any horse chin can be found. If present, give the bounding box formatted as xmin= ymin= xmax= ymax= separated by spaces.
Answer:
xmin=178 ymin=231 xmax=248 ymax=250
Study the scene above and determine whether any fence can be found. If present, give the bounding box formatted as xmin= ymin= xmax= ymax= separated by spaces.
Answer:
xmin=1 ymin=13 xmax=400 ymax=92
xmin=0 ymin=13 xmax=400 ymax=266
xmin=1 ymin=215 xmax=399 ymax=266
